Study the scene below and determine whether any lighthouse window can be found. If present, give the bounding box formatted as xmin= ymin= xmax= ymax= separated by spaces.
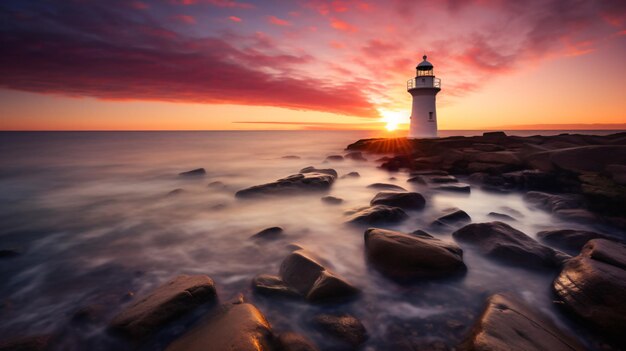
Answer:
xmin=429 ymin=112 xmax=433 ymax=121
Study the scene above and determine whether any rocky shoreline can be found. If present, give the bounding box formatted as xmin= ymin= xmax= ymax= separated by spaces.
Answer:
xmin=2 ymin=132 xmax=625 ymax=351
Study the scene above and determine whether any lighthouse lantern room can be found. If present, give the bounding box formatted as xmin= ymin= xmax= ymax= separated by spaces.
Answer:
xmin=407 ymin=55 xmax=441 ymax=138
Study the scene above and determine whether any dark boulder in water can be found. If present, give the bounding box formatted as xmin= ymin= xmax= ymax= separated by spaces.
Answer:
xmin=345 ymin=205 xmax=408 ymax=225
xmin=321 ymin=195 xmax=343 ymax=204
xmin=537 ymin=229 xmax=614 ymax=253
xmin=165 ymin=302 xmax=274 ymax=351
xmin=282 ymin=155 xmax=301 ymax=159
xmin=364 ymin=228 xmax=465 ymax=280
xmin=325 ymin=155 xmax=344 ymax=162
xmin=275 ymin=332 xmax=319 ymax=351
xmin=487 ymin=212 xmax=516 ymax=221
xmin=178 ymin=168 xmax=206 ymax=177
xmin=250 ymin=227 xmax=284 ymax=240
xmin=278 ymin=249 xmax=359 ymax=303
xmin=553 ymin=239 xmax=626 ymax=343
xmin=482 ymin=131 xmax=507 ymax=138
xmin=236 ymin=169 xmax=337 ymax=198
xmin=459 ymin=293 xmax=585 ymax=351
xmin=251 ymin=274 xmax=299 ymax=298
xmin=340 ymin=171 xmax=360 ymax=178
xmin=312 ymin=314 xmax=368 ymax=347
xmin=344 ymin=151 xmax=367 ymax=161
xmin=366 ymin=183 xmax=407 ymax=191
xmin=452 ymin=222 xmax=566 ymax=269
xmin=109 ymin=275 xmax=216 ymax=338
xmin=433 ymin=183 xmax=471 ymax=193
xmin=433 ymin=208 xmax=471 ymax=227
xmin=370 ymin=191 xmax=426 ymax=210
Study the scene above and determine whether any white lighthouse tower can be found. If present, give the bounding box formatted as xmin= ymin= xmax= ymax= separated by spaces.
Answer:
xmin=408 ymin=55 xmax=441 ymax=138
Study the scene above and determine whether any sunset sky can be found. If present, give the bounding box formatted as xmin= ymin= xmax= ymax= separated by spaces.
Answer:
xmin=1 ymin=0 xmax=625 ymax=131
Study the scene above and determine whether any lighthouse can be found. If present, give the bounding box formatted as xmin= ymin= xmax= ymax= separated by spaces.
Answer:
xmin=407 ymin=55 xmax=441 ymax=138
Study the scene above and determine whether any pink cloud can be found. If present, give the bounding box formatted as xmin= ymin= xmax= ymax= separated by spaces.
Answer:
xmin=173 ymin=14 xmax=196 ymax=24
xmin=268 ymin=16 xmax=291 ymax=26
xmin=228 ymin=16 xmax=242 ymax=22
xmin=330 ymin=18 xmax=357 ymax=32
xmin=168 ymin=0 xmax=254 ymax=8
xmin=130 ymin=1 xmax=149 ymax=10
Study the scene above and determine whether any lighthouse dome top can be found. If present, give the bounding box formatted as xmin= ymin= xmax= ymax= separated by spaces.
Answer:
xmin=416 ymin=55 xmax=434 ymax=70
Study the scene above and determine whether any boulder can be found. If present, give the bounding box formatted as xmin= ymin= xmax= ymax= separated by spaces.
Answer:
xmin=367 ymin=183 xmax=407 ymax=191
xmin=472 ymin=151 xmax=521 ymax=165
xmin=529 ymin=145 xmax=626 ymax=174
xmin=165 ymin=303 xmax=274 ymax=351
xmin=452 ymin=222 xmax=565 ymax=268
xmin=345 ymin=205 xmax=408 ymax=225
xmin=370 ymin=191 xmax=426 ymax=210
xmin=433 ymin=208 xmax=471 ymax=226
xmin=364 ymin=228 xmax=465 ymax=279
xmin=179 ymin=168 xmax=206 ymax=177
xmin=340 ymin=171 xmax=360 ymax=178
xmin=207 ymin=181 xmax=226 ymax=189
xmin=433 ymin=183 xmax=471 ymax=193
xmin=537 ymin=229 xmax=613 ymax=252
xmin=406 ymin=175 xmax=428 ymax=184
xmin=236 ymin=170 xmax=336 ymax=198
xmin=501 ymin=170 xmax=556 ymax=190
xmin=410 ymin=170 xmax=449 ymax=176
xmin=344 ymin=151 xmax=367 ymax=161
xmin=279 ymin=250 xmax=359 ymax=302
xmin=321 ymin=195 xmax=343 ymax=204
xmin=252 ymin=274 xmax=299 ymax=298
xmin=325 ymin=155 xmax=344 ymax=162
xmin=487 ymin=212 xmax=516 ymax=221
xmin=523 ymin=191 xmax=582 ymax=213
xmin=429 ymin=175 xmax=458 ymax=184
xmin=482 ymin=131 xmax=507 ymax=138
xmin=275 ymin=332 xmax=319 ymax=351
xmin=109 ymin=275 xmax=217 ymax=337
xmin=282 ymin=155 xmax=301 ymax=160
xmin=459 ymin=293 xmax=585 ymax=351
xmin=300 ymin=166 xmax=338 ymax=177
xmin=312 ymin=314 xmax=368 ymax=347
xmin=250 ymin=227 xmax=284 ymax=240
xmin=553 ymin=239 xmax=626 ymax=342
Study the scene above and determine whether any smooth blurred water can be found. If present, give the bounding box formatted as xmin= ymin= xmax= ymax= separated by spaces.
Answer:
xmin=0 ymin=130 xmax=621 ymax=350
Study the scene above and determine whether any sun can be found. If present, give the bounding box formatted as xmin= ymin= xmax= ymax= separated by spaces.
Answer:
xmin=379 ymin=110 xmax=406 ymax=132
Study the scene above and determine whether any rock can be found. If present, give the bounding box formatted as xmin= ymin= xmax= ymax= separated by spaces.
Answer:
xmin=236 ymin=170 xmax=336 ymax=198
xmin=433 ymin=208 xmax=471 ymax=226
xmin=538 ymin=229 xmax=615 ymax=252
xmin=370 ymin=191 xmax=426 ymax=210
xmin=502 ymin=170 xmax=556 ymax=190
xmin=325 ymin=155 xmax=344 ymax=162
xmin=459 ymin=293 xmax=585 ymax=351
xmin=553 ymin=239 xmax=626 ymax=342
xmin=482 ymin=131 xmax=507 ymax=138
xmin=0 ymin=335 xmax=54 ymax=351
xmin=109 ymin=275 xmax=217 ymax=337
xmin=341 ymin=171 xmax=360 ymax=178
xmin=367 ymin=183 xmax=407 ymax=191
xmin=167 ymin=188 xmax=184 ymax=196
xmin=300 ymin=166 xmax=338 ymax=177
xmin=252 ymin=274 xmax=299 ymax=298
xmin=165 ymin=303 xmax=274 ymax=351
xmin=207 ymin=181 xmax=226 ymax=189
xmin=473 ymin=151 xmax=521 ymax=165
xmin=528 ymin=145 xmax=626 ymax=173
xmin=282 ymin=155 xmax=301 ymax=159
xmin=487 ymin=212 xmax=516 ymax=221
xmin=499 ymin=206 xmax=524 ymax=218
xmin=279 ymin=250 xmax=359 ymax=302
xmin=345 ymin=205 xmax=408 ymax=225
xmin=429 ymin=175 xmax=458 ymax=183
xmin=473 ymin=143 xmax=505 ymax=152
xmin=344 ymin=151 xmax=367 ymax=161
xmin=452 ymin=222 xmax=565 ymax=268
xmin=364 ymin=228 xmax=465 ymax=279
xmin=606 ymin=164 xmax=626 ymax=185
xmin=554 ymin=208 xmax=598 ymax=223
xmin=312 ymin=314 xmax=368 ymax=347
xmin=275 ymin=332 xmax=319 ymax=351
xmin=251 ymin=227 xmax=284 ymax=240
xmin=410 ymin=170 xmax=449 ymax=176
xmin=523 ymin=191 xmax=582 ymax=213
xmin=179 ymin=168 xmax=206 ymax=177
xmin=407 ymin=175 xmax=428 ymax=184
xmin=433 ymin=183 xmax=471 ymax=193
xmin=321 ymin=195 xmax=343 ymax=204
xmin=410 ymin=229 xmax=435 ymax=238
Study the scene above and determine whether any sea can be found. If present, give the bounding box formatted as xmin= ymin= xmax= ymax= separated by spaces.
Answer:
xmin=0 ymin=130 xmax=623 ymax=350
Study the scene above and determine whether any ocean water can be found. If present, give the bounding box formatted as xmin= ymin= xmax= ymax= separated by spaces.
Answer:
xmin=0 ymin=130 xmax=622 ymax=350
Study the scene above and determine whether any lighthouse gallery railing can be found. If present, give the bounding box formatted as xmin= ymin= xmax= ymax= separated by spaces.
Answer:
xmin=407 ymin=78 xmax=441 ymax=90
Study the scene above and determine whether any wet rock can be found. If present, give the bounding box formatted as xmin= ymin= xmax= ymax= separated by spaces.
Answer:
xmin=325 ymin=155 xmax=344 ymax=162
xmin=411 ymin=170 xmax=449 ymax=176
xmin=165 ymin=303 xmax=274 ymax=351
xmin=312 ymin=314 xmax=368 ymax=347
xmin=109 ymin=275 xmax=217 ymax=337
xmin=433 ymin=183 xmax=471 ymax=193
xmin=344 ymin=151 xmax=367 ymax=161
xmin=410 ymin=229 xmax=435 ymax=238
xmin=487 ymin=212 xmax=516 ymax=221
xmin=407 ymin=175 xmax=428 ymax=184
xmin=345 ymin=205 xmax=408 ymax=225
xmin=429 ymin=175 xmax=458 ymax=183
xmin=482 ymin=131 xmax=507 ymax=138
xmin=0 ymin=334 xmax=54 ymax=351
xmin=367 ymin=183 xmax=407 ymax=191
xmin=452 ymin=222 xmax=565 ymax=268
xmin=553 ymin=239 xmax=626 ymax=342
xmin=537 ymin=229 xmax=614 ymax=252
xmin=523 ymin=191 xmax=582 ymax=212
xmin=321 ymin=195 xmax=343 ymax=204
xmin=502 ymin=170 xmax=556 ymax=190
xmin=207 ymin=181 xmax=226 ymax=189
xmin=528 ymin=145 xmax=626 ymax=173
xmin=179 ymin=168 xmax=206 ymax=177
xmin=252 ymin=274 xmax=299 ymax=298
xmin=275 ymin=332 xmax=319 ymax=351
xmin=341 ymin=171 xmax=360 ymax=178
xmin=433 ymin=208 xmax=471 ymax=226
xmin=364 ymin=228 xmax=465 ymax=279
xmin=236 ymin=169 xmax=336 ymax=198
xmin=459 ymin=293 xmax=585 ymax=351
xmin=279 ymin=249 xmax=359 ymax=302
xmin=473 ymin=151 xmax=521 ymax=165
xmin=282 ymin=155 xmax=301 ymax=159
xmin=250 ymin=227 xmax=284 ymax=240
xmin=499 ymin=206 xmax=524 ymax=218
xmin=370 ymin=191 xmax=426 ymax=210
xmin=554 ymin=208 xmax=598 ymax=223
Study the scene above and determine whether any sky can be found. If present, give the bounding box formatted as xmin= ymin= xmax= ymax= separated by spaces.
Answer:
xmin=0 ymin=0 xmax=625 ymax=131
